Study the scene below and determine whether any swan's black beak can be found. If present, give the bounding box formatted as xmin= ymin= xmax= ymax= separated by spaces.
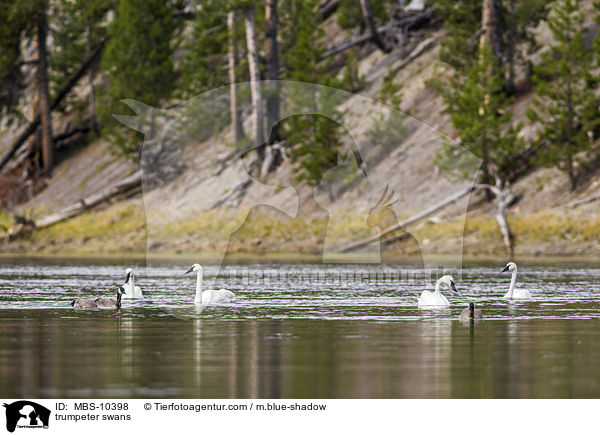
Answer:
xmin=125 ymin=271 xmax=131 ymax=283
xmin=501 ymin=265 xmax=510 ymax=273
xmin=185 ymin=266 xmax=194 ymax=275
xmin=451 ymin=281 xmax=457 ymax=292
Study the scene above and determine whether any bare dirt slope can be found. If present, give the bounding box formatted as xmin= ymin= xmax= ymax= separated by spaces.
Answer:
xmin=6 ymin=15 xmax=600 ymax=257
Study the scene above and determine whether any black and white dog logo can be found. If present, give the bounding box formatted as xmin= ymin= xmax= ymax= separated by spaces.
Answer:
xmin=3 ymin=401 xmax=50 ymax=433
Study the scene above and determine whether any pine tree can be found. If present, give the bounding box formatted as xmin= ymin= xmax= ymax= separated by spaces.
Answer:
xmin=435 ymin=0 xmax=551 ymax=86
xmin=99 ymin=0 xmax=181 ymax=157
xmin=0 ymin=1 xmax=29 ymax=122
xmin=0 ymin=0 xmax=55 ymax=174
xmin=527 ymin=0 xmax=600 ymax=190
xmin=436 ymin=44 xmax=524 ymax=183
xmin=435 ymin=0 xmax=482 ymax=74
xmin=280 ymin=0 xmax=345 ymax=186
xmin=51 ymin=0 xmax=114 ymax=132
xmin=336 ymin=0 xmax=388 ymax=32
xmin=179 ymin=0 xmax=229 ymax=97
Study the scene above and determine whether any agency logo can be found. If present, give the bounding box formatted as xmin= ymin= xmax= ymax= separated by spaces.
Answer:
xmin=3 ymin=401 xmax=50 ymax=433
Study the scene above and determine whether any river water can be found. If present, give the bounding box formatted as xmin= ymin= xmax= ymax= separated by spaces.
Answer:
xmin=1 ymin=257 xmax=599 ymax=398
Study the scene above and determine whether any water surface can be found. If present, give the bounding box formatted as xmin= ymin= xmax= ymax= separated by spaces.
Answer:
xmin=1 ymin=258 xmax=600 ymax=398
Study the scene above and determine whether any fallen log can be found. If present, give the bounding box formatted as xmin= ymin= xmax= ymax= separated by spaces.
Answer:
xmin=391 ymin=33 xmax=441 ymax=74
xmin=318 ymin=0 xmax=339 ymax=20
xmin=361 ymin=0 xmax=391 ymax=53
xmin=336 ymin=185 xmax=476 ymax=253
xmin=0 ymin=39 xmax=107 ymax=172
xmin=561 ymin=192 xmax=600 ymax=209
xmin=211 ymin=176 xmax=253 ymax=209
xmin=53 ymin=124 xmax=92 ymax=147
xmin=323 ymin=7 xmax=435 ymax=57
xmin=324 ymin=23 xmax=395 ymax=57
xmin=33 ymin=170 xmax=141 ymax=228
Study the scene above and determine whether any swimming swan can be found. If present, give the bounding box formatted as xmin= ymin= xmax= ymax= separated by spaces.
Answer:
xmin=72 ymin=286 xmax=125 ymax=310
xmin=501 ymin=262 xmax=531 ymax=300
xmin=122 ymin=268 xmax=143 ymax=299
xmin=459 ymin=302 xmax=483 ymax=322
xmin=418 ymin=275 xmax=457 ymax=307
xmin=185 ymin=264 xmax=236 ymax=304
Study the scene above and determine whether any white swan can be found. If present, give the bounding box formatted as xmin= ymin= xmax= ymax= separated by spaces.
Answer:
xmin=501 ymin=262 xmax=531 ymax=300
xmin=122 ymin=268 xmax=143 ymax=299
xmin=185 ymin=263 xmax=236 ymax=304
xmin=418 ymin=275 xmax=457 ymax=307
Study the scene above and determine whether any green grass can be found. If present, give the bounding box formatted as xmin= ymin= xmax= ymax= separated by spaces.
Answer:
xmin=5 ymin=201 xmax=600 ymax=257
xmin=0 ymin=210 xmax=13 ymax=232
xmin=30 ymin=202 xmax=146 ymax=253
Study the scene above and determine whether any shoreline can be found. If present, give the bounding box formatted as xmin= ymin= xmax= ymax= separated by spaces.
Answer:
xmin=1 ymin=251 xmax=599 ymax=266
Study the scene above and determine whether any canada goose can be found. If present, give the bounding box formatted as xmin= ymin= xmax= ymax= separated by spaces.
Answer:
xmin=418 ymin=275 xmax=457 ymax=307
xmin=71 ymin=298 xmax=98 ymax=310
xmin=459 ymin=302 xmax=483 ymax=321
xmin=185 ymin=264 xmax=236 ymax=304
xmin=501 ymin=262 xmax=531 ymax=300
xmin=71 ymin=286 xmax=125 ymax=310
xmin=122 ymin=268 xmax=143 ymax=299
xmin=96 ymin=286 xmax=126 ymax=308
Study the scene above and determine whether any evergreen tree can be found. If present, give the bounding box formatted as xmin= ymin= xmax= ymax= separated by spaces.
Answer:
xmin=280 ymin=0 xmax=345 ymax=186
xmin=435 ymin=0 xmax=482 ymax=74
xmin=0 ymin=0 xmax=55 ymax=174
xmin=51 ymin=0 xmax=115 ymax=131
xmin=436 ymin=44 xmax=524 ymax=183
xmin=99 ymin=0 xmax=182 ymax=157
xmin=527 ymin=0 xmax=600 ymax=190
xmin=0 ymin=1 xmax=29 ymax=122
xmin=434 ymin=0 xmax=551 ymax=85
xmin=336 ymin=0 xmax=388 ymax=32
xmin=179 ymin=0 xmax=229 ymax=97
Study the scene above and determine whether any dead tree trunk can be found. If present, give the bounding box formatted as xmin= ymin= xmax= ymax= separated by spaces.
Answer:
xmin=506 ymin=0 xmax=516 ymax=93
xmin=360 ymin=0 xmax=391 ymax=53
xmin=34 ymin=171 xmax=142 ymax=228
xmin=85 ymin=25 xmax=100 ymax=137
xmin=335 ymin=182 xmax=515 ymax=256
xmin=265 ymin=0 xmax=280 ymax=143
xmin=37 ymin=6 xmax=54 ymax=176
xmin=244 ymin=6 xmax=264 ymax=152
xmin=337 ymin=186 xmax=477 ymax=253
xmin=227 ymin=11 xmax=244 ymax=143
xmin=481 ymin=176 xmax=514 ymax=257
xmin=480 ymin=0 xmax=503 ymax=69
xmin=0 ymin=39 xmax=107 ymax=173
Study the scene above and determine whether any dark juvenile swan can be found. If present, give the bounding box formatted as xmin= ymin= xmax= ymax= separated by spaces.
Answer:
xmin=71 ymin=286 xmax=125 ymax=310
xmin=459 ymin=302 xmax=483 ymax=321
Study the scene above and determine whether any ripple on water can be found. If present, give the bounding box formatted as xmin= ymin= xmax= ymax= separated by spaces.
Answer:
xmin=1 ymin=262 xmax=600 ymax=321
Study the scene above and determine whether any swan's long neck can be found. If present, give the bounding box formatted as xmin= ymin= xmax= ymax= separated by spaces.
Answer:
xmin=126 ymin=272 xmax=134 ymax=290
xmin=434 ymin=279 xmax=442 ymax=294
xmin=195 ymin=269 xmax=203 ymax=301
xmin=508 ymin=268 xmax=517 ymax=297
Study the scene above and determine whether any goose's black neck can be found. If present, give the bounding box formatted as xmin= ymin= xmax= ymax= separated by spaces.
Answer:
xmin=469 ymin=302 xmax=475 ymax=318
xmin=116 ymin=293 xmax=122 ymax=309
